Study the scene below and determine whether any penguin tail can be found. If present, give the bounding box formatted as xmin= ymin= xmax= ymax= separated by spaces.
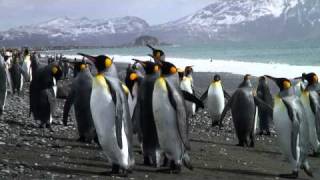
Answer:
xmin=182 ymin=153 xmax=193 ymax=171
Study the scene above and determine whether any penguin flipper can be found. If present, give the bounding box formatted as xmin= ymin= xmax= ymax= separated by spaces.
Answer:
xmin=309 ymin=92 xmax=320 ymax=140
xmin=105 ymin=78 xmax=123 ymax=149
xmin=223 ymin=89 xmax=231 ymax=100
xmin=182 ymin=90 xmax=204 ymax=109
xmin=46 ymin=88 xmax=57 ymax=116
xmin=165 ymin=80 xmax=191 ymax=150
xmin=254 ymin=96 xmax=273 ymax=115
xmin=282 ymin=99 xmax=299 ymax=160
xmin=200 ymin=88 xmax=208 ymax=101
xmin=219 ymin=93 xmax=235 ymax=126
xmin=62 ymin=88 xmax=75 ymax=126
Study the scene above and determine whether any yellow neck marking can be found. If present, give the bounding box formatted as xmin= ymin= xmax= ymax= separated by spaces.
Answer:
xmin=122 ymin=83 xmax=129 ymax=95
xmin=94 ymin=74 xmax=109 ymax=91
xmin=211 ymin=80 xmax=221 ymax=87
xmin=157 ymin=77 xmax=167 ymax=91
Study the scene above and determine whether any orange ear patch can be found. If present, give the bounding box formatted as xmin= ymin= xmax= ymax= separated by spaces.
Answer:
xmin=130 ymin=73 xmax=138 ymax=81
xmin=51 ymin=66 xmax=58 ymax=74
xmin=154 ymin=65 xmax=159 ymax=72
xmin=170 ymin=67 xmax=177 ymax=74
xmin=80 ymin=64 xmax=87 ymax=70
xmin=105 ymin=58 xmax=112 ymax=68
xmin=283 ymin=80 xmax=291 ymax=89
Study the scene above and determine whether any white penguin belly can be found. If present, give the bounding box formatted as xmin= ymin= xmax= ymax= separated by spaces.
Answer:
xmin=153 ymin=79 xmax=183 ymax=161
xmin=300 ymin=93 xmax=320 ymax=151
xmin=90 ymin=86 xmax=129 ymax=168
xmin=207 ymin=85 xmax=225 ymax=120
xmin=180 ymin=78 xmax=195 ymax=116
xmin=273 ymin=99 xmax=298 ymax=168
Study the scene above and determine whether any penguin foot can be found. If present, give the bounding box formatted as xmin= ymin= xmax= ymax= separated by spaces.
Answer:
xmin=46 ymin=124 xmax=54 ymax=132
xmin=236 ymin=143 xmax=245 ymax=147
xmin=310 ymin=151 xmax=320 ymax=157
xmin=77 ymin=137 xmax=86 ymax=143
xmin=211 ymin=121 xmax=220 ymax=127
xmin=278 ymin=171 xmax=298 ymax=179
xmin=249 ymin=141 xmax=255 ymax=148
xmin=110 ymin=164 xmax=120 ymax=174
xmin=39 ymin=123 xmax=45 ymax=128
xmin=143 ymin=156 xmax=152 ymax=166
xmin=301 ymin=165 xmax=313 ymax=177
xmin=161 ymin=156 xmax=169 ymax=167
xmin=169 ymin=161 xmax=181 ymax=174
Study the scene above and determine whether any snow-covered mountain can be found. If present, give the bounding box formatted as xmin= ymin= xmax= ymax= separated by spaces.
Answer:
xmin=0 ymin=16 xmax=149 ymax=46
xmin=1 ymin=0 xmax=320 ymax=46
xmin=148 ymin=0 xmax=320 ymax=42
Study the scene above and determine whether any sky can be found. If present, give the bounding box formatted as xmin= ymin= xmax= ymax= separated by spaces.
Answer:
xmin=0 ymin=0 xmax=213 ymax=31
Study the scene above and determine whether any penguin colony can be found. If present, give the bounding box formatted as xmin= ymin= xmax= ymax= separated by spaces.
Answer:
xmin=0 ymin=46 xmax=319 ymax=178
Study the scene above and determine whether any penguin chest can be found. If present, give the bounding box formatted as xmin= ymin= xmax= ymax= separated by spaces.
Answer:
xmin=91 ymin=78 xmax=131 ymax=168
xmin=90 ymin=82 xmax=116 ymax=139
xmin=131 ymin=82 xmax=139 ymax=106
xmin=207 ymin=83 xmax=225 ymax=116
xmin=152 ymin=78 xmax=182 ymax=156
xmin=52 ymin=78 xmax=57 ymax=97
xmin=300 ymin=92 xmax=319 ymax=150
xmin=273 ymin=98 xmax=294 ymax=159
xmin=180 ymin=77 xmax=193 ymax=94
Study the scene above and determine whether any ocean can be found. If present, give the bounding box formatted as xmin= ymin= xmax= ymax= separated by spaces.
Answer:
xmin=44 ymin=40 xmax=320 ymax=78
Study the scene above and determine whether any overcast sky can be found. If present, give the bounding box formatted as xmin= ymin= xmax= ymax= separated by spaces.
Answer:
xmin=0 ymin=0 xmax=213 ymax=30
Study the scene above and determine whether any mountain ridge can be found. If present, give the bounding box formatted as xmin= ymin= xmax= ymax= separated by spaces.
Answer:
xmin=1 ymin=0 xmax=320 ymax=46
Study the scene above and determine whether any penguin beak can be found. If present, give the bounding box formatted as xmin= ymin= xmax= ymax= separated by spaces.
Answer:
xmin=78 ymin=53 xmax=96 ymax=63
xmin=147 ymin=54 xmax=154 ymax=59
xmin=265 ymin=75 xmax=277 ymax=82
xmin=132 ymin=59 xmax=146 ymax=67
xmin=146 ymin=44 xmax=156 ymax=51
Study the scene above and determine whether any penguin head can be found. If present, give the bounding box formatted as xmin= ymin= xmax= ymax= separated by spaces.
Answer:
xmin=213 ymin=74 xmax=221 ymax=82
xmin=23 ymin=48 xmax=29 ymax=56
xmin=177 ymin=68 xmax=184 ymax=80
xmin=266 ymin=75 xmax=292 ymax=91
xmin=184 ymin=66 xmax=193 ymax=76
xmin=74 ymin=60 xmax=88 ymax=73
xmin=159 ymin=61 xmax=177 ymax=76
xmin=132 ymin=59 xmax=159 ymax=75
xmin=258 ymin=76 xmax=267 ymax=84
xmin=302 ymin=72 xmax=318 ymax=87
xmin=244 ymin=74 xmax=251 ymax=81
xmin=51 ymin=64 xmax=63 ymax=80
xmin=147 ymin=44 xmax=165 ymax=62
xmin=78 ymin=53 xmax=112 ymax=73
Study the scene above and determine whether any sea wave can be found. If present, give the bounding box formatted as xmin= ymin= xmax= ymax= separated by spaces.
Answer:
xmin=61 ymin=54 xmax=318 ymax=78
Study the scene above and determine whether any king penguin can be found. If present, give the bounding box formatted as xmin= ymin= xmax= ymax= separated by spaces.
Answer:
xmin=131 ymin=59 xmax=161 ymax=166
xmin=201 ymin=74 xmax=229 ymax=126
xmin=21 ymin=48 xmax=32 ymax=82
xmin=266 ymin=76 xmax=313 ymax=178
xmin=298 ymin=73 xmax=320 ymax=155
xmin=0 ymin=54 xmax=7 ymax=115
xmin=180 ymin=66 xmax=196 ymax=117
xmin=152 ymin=60 xmax=193 ymax=172
xmin=29 ymin=63 xmax=62 ymax=130
xmin=147 ymin=44 xmax=165 ymax=63
xmin=124 ymin=62 xmax=145 ymax=119
xmin=63 ymin=60 xmax=97 ymax=143
xmin=9 ymin=54 xmax=23 ymax=95
xmin=78 ymin=53 xmax=134 ymax=175
xmin=256 ymin=76 xmax=273 ymax=136
xmin=220 ymin=74 xmax=256 ymax=147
